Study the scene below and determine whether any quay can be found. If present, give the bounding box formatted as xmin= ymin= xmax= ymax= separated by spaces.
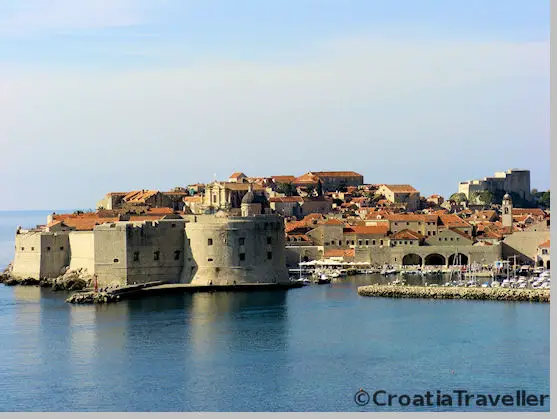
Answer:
xmin=66 ymin=281 xmax=305 ymax=304
xmin=357 ymin=285 xmax=550 ymax=303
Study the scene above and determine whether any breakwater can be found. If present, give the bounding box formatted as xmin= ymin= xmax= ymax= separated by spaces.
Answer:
xmin=357 ymin=285 xmax=550 ymax=303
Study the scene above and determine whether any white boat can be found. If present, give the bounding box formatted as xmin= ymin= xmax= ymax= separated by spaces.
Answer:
xmin=491 ymin=281 xmax=501 ymax=288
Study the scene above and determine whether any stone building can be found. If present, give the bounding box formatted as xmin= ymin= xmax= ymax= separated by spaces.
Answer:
xmin=458 ymin=169 xmax=531 ymax=201
xmin=375 ymin=184 xmax=421 ymax=211
xmin=203 ymin=181 xmax=268 ymax=212
xmin=536 ymin=240 xmax=550 ymax=269
xmin=11 ymin=212 xmax=289 ymax=287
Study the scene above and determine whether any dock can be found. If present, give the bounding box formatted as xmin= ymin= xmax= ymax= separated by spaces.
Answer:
xmin=357 ymin=285 xmax=550 ymax=303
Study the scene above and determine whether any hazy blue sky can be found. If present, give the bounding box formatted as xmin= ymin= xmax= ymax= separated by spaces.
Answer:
xmin=0 ymin=0 xmax=549 ymax=210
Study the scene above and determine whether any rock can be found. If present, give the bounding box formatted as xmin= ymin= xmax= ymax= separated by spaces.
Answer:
xmin=4 ymin=278 xmax=18 ymax=286
xmin=65 ymin=291 xmax=120 ymax=304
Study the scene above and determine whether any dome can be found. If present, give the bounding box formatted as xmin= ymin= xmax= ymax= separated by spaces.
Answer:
xmin=503 ymin=193 xmax=511 ymax=200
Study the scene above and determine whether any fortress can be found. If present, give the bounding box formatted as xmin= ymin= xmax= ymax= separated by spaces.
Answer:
xmin=11 ymin=195 xmax=289 ymax=287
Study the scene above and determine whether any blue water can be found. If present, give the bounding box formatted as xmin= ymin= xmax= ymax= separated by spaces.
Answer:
xmin=0 ymin=212 xmax=550 ymax=412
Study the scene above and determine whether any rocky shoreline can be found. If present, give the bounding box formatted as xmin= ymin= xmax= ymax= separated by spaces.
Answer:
xmin=1 ymin=264 xmax=93 ymax=293
xmin=357 ymin=285 xmax=550 ymax=303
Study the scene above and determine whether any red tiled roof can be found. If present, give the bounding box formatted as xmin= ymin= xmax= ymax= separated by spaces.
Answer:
xmin=272 ymin=176 xmax=296 ymax=183
xmin=390 ymin=229 xmax=424 ymax=240
xmin=343 ymin=225 xmax=389 ymax=235
xmin=184 ymin=196 xmax=203 ymax=202
xmin=146 ymin=208 xmax=175 ymax=214
xmin=310 ymin=171 xmax=362 ymax=177
xmin=294 ymin=173 xmax=321 ymax=184
xmin=385 ymin=213 xmax=438 ymax=222
xmin=124 ymin=190 xmax=159 ymax=202
xmin=539 ymin=240 xmax=550 ymax=248
xmin=323 ymin=248 xmax=355 ymax=258
xmin=380 ymin=184 xmax=418 ymax=193
xmin=229 ymin=172 xmax=247 ymax=179
xmin=512 ymin=208 xmax=546 ymax=217
xmin=439 ymin=214 xmax=471 ymax=228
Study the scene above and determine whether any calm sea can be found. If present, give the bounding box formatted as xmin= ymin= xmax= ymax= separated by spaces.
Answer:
xmin=0 ymin=211 xmax=550 ymax=412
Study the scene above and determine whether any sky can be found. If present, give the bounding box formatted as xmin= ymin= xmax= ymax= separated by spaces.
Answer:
xmin=0 ymin=0 xmax=550 ymax=210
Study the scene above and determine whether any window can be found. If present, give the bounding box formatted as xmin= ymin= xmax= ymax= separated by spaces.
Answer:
xmin=154 ymin=250 xmax=160 ymax=261
xmin=174 ymin=250 xmax=181 ymax=260
xmin=351 ymin=240 xmax=355 ymax=245
xmin=171 ymin=223 xmax=176 ymax=228
xmin=406 ymin=222 xmax=409 ymax=226
xmin=239 ymin=253 xmax=246 ymax=261
xmin=346 ymin=240 xmax=349 ymax=245
xmin=439 ymin=238 xmax=442 ymax=241
xmin=380 ymin=240 xmax=383 ymax=245
xmin=21 ymin=247 xmax=24 ymax=251
xmin=394 ymin=222 xmax=398 ymax=226
xmin=267 ymin=252 xmax=272 ymax=259
xmin=404 ymin=241 xmax=407 ymax=245
xmin=113 ymin=258 xmax=119 ymax=263
xmin=267 ymin=237 xmax=272 ymax=244
xmin=450 ymin=238 xmax=453 ymax=241
xmin=542 ymin=249 xmax=548 ymax=255
xmin=358 ymin=240 xmax=362 ymax=246
xmin=208 ymin=258 xmax=214 ymax=262
xmin=372 ymin=240 xmax=376 ymax=245
xmin=31 ymin=247 xmax=34 ymax=251
xmin=365 ymin=240 xmax=369 ymax=245
xmin=133 ymin=252 xmax=139 ymax=262
xmin=60 ymin=246 xmax=64 ymax=251
xmin=46 ymin=246 xmax=51 ymax=251
xmin=239 ymin=237 xmax=245 ymax=245
xmin=208 ymin=238 xmax=213 ymax=246
xmin=188 ymin=238 xmax=191 ymax=246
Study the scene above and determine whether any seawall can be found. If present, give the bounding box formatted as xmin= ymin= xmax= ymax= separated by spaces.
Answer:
xmin=357 ymin=285 xmax=550 ymax=303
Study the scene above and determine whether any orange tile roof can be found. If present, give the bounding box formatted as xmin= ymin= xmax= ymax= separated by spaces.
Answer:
xmin=294 ymin=173 xmax=321 ymax=184
xmin=272 ymin=176 xmax=296 ymax=183
xmin=385 ymin=213 xmax=438 ymax=222
xmin=512 ymin=208 xmax=546 ymax=217
xmin=390 ymin=229 xmax=424 ymax=240
xmin=380 ymin=184 xmax=418 ymax=193
xmin=439 ymin=214 xmax=471 ymax=228
xmin=324 ymin=248 xmax=355 ymax=258
xmin=229 ymin=172 xmax=247 ymax=179
xmin=107 ymin=192 xmax=128 ymax=196
xmin=343 ymin=225 xmax=389 ymax=235
xmin=538 ymin=240 xmax=550 ymax=248
xmin=124 ymin=190 xmax=159 ymax=202
xmin=146 ymin=208 xmax=175 ymax=214
xmin=310 ymin=171 xmax=362 ymax=177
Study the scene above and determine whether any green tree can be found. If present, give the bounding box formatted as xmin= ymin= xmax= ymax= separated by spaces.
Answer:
xmin=538 ymin=191 xmax=550 ymax=208
xmin=276 ymin=182 xmax=297 ymax=196
xmin=478 ymin=191 xmax=494 ymax=205
xmin=449 ymin=192 xmax=467 ymax=203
